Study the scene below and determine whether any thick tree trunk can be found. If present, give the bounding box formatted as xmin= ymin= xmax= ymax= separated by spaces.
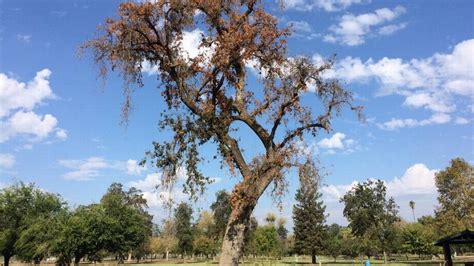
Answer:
xmin=218 ymin=195 xmax=257 ymax=265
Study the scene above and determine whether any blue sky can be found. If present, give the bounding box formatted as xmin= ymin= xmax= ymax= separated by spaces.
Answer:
xmin=1 ymin=0 xmax=473 ymax=228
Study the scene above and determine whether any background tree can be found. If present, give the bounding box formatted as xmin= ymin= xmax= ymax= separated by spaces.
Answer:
xmin=243 ymin=217 xmax=258 ymax=256
xmin=339 ymin=228 xmax=361 ymax=260
xmin=341 ymin=179 xmax=400 ymax=263
xmin=174 ymin=202 xmax=194 ymax=258
xmin=0 ymin=183 xmax=64 ymax=266
xmin=409 ymin=201 xmax=416 ymax=222
xmin=400 ymin=222 xmax=437 ymax=258
xmin=325 ymin=224 xmax=342 ymax=262
xmin=210 ymin=190 xmax=231 ymax=241
xmin=50 ymin=204 xmax=108 ymax=265
xmin=193 ymin=211 xmax=218 ymax=258
xmin=84 ymin=1 xmax=360 ymax=263
xmin=100 ymin=183 xmax=153 ymax=262
xmin=152 ymin=219 xmax=178 ymax=260
xmin=276 ymin=218 xmax=288 ymax=257
xmin=435 ymin=158 xmax=473 ymax=236
xmin=292 ymin=160 xmax=327 ymax=264
xmin=248 ymin=225 xmax=279 ymax=257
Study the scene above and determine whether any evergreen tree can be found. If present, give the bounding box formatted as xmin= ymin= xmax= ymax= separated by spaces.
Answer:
xmin=210 ymin=190 xmax=231 ymax=239
xmin=292 ymin=160 xmax=327 ymax=264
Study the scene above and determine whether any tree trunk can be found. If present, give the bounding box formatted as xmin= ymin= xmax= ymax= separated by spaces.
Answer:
xmin=383 ymin=250 xmax=387 ymax=264
xmin=218 ymin=193 xmax=257 ymax=265
xmin=166 ymin=248 xmax=169 ymax=261
xmin=4 ymin=254 xmax=11 ymax=266
xmin=312 ymin=251 xmax=316 ymax=264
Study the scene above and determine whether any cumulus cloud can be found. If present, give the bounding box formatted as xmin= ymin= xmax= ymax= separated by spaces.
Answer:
xmin=322 ymin=163 xmax=437 ymax=200
xmin=324 ymin=6 xmax=406 ymax=46
xmin=316 ymin=39 xmax=474 ymax=129
xmin=0 ymin=70 xmax=66 ymax=142
xmin=281 ymin=0 xmax=367 ymax=12
xmin=0 ymin=69 xmax=55 ymax=118
xmin=0 ymin=153 xmax=15 ymax=169
xmin=0 ymin=111 xmax=58 ymax=142
xmin=55 ymin=129 xmax=68 ymax=140
xmin=317 ymin=132 xmax=356 ymax=153
xmin=59 ymin=157 xmax=116 ymax=181
xmin=387 ymin=163 xmax=437 ymax=196
xmin=126 ymin=159 xmax=146 ymax=175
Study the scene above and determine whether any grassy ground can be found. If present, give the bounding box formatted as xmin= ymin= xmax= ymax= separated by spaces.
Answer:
xmin=130 ymin=256 xmax=467 ymax=266
xmin=11 ymin=256 xmax=473 ymax=266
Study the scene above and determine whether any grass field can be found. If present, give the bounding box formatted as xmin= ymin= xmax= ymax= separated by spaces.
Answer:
xmin=10 ymin=256 xmax=473 ymax=266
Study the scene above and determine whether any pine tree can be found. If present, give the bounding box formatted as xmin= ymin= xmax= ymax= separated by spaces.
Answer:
xmin=292 ymin=160 xmax=327 ymax=264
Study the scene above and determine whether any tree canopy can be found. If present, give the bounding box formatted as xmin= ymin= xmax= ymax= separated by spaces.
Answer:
xmin=434 ymin=158 xmax=473 ymax=236
xmin=341 ymin=179 xmax=399 ymax=262
xmin=84 ymin=1 xmax=360 ymax=263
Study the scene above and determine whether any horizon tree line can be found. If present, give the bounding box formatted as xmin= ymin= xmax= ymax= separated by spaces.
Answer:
xmin=1 ymin=157 xmax=472 ymax=265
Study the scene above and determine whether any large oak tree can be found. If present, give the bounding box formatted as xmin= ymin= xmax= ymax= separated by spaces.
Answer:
xmin=84 ymin=1 xmax=360 ymax=264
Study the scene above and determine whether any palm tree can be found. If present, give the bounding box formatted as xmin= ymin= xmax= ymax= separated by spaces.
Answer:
xmin=409 ymin=200 xmax=416 ymax=222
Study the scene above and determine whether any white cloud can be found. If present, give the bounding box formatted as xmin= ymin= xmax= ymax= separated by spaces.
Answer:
xmin=129 ymin=172 xmax=160 ymax=191
xmin=0 ymin=153 xmax=15 ymax=169
xmin=322 ymin=181 xmax=358 ymax=202
xmin=324 ymin=6 xmax=406 ymax=46
xmin=323 ymin=163 xmax=437 ymax=199
xmin=317 ymin=132 xmax=356 ymax=154
xmin=316 ymin=39 xmax=474 ymax=128
xmin=0 ymin=70 xmax=66 ymax=143
xmin=281 ymin=0 xmax=367 ymax=12
xmin=387 ymin=163 xmax=437 ymax=196
xmin=59 ymin=157 xmax=110 ymax=181
xmin=379 ymin=113 xmax=451 ymax=130
xmin=378 ymin=23 xmax=407 ymax=35
xmin=0 ymin=111 xmax=59 ymax=142
xmin=318 ymin=132 xmax=346 ymax=149
xmin=126 ymin=159 xmax=146 ymax=175
xmin=0 ymin=69 xmax=55 ymax=118
xmin=55 ymin=129 xmax=68 ymax=140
